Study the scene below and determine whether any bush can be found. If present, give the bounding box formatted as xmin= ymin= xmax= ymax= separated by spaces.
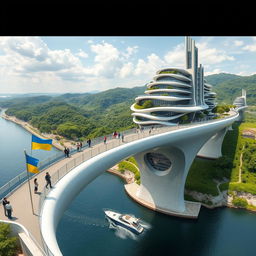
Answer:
xmin=232 ymin=197 xmax=248 ymax=208
xmin=0 ymin=223 xmax=19 ymax=256
xmin=118 ymin=160 xmax=140 ymax=182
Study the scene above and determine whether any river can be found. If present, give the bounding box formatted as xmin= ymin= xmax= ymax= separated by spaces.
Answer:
xmin=0 ymin=109 xmax=60 ymax=186
xmin=1 ymin=110 xmax=256 ymax=256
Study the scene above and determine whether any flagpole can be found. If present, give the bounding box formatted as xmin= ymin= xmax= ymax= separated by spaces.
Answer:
xmin=24 ymin=149 xmax=35 ymax=215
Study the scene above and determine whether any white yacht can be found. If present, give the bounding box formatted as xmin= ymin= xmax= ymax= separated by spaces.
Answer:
xmin=104 ymin=210 xmax=144 ymax=234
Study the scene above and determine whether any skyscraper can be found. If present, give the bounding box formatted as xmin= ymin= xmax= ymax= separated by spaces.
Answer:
xmin=131 ymin=37 xmax=216 ymax=126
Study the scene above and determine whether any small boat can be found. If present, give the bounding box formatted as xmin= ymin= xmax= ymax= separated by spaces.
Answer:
xmin=104 ymin=210 xmax=144 ymax=234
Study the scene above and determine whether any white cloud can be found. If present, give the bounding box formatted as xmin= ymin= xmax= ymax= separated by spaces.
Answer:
xmin=164 ymin=43 xmax=184 ymax=67
xmin=123 ymin=46 xmax=138 ymax=58
xmin=234 ymin=40 xmax=244 ymax=47
xmin=91 ymin=42 xmax=120 ymax=62
xmin=243 ymin=43 xmax=256 ymax=52
xmin=197 ymin=42 xmax=235 ymax=65
xmin=75 ymin=49 xmax=88 ymax=58
xmin=119 ymin=62 xmax=133 ymax=78
xmin=134 ymin=53 xmax=165 ymax=76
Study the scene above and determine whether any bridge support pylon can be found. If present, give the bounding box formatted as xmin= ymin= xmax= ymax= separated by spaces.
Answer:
xmin=126 ymin=129 xmax=224 ymax=218
xmin=197 ymin=127 xmax=229 ymax=159
xmin=236 ymin=108 xmax=246 ymax=122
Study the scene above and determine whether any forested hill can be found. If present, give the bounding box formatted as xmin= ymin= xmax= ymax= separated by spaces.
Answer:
xmin=0 ymin=86 xmax=146 ymax=140
xmin=1 ymin=72 xmax=256 ymax=140
xmin=205 ymin=73 xmax=256 ymax=105
xmin=205 ymin=73 xmax=241 ymax=86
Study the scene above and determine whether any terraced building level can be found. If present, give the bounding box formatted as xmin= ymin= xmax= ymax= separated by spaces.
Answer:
xmin=131 ymin=36 xmax=217 ymax=126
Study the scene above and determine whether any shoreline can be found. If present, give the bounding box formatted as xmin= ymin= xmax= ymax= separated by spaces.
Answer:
xmin=108 ymin=168 xmax=256 ymax=214
xmin=1 ymin=111 xmax=76 ymax=151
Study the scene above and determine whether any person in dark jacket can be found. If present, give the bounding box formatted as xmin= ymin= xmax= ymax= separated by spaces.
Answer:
xmin=45 ymin=172 xmax=52 ymax=189
xmin=2 ymin=197 xmax=8 ymax=216
xmin=5 ymin=201 xmax=13 ymax=219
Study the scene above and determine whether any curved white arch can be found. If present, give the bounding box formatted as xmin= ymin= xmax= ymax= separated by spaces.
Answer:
xmin=156 ymin=67 xmax=191 ymax=77
xmin=204 ymin=83 xmax=212 ymax=88
xmin=130 ymin=103 xmax=209 ymax=113
xmin=145 ymin=89 xmax=191 ymax=95
xmin=148 ymin=81 xmax=192 ymax=89
xmin=135 ymin=95 xmax=191 ymax=102
xmin=131 ymin=112 xmax=185 ymax=121
xmin=132 ymin=118 xmax=179 ymax=126
xmin=41 ymin=113 xmax=239 ymax=256
xmin=153 ymin=73 xmax=192 ymax=83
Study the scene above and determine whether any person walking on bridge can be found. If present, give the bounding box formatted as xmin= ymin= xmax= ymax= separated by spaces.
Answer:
xmin=34 ymin=178 xmax=39 ymax=194
xmin=87 ymin=138 xmax=91 ymax=148
xmin=2 ymin=197 xmax=8 ymax=216
xmin=45 ymin=172 xmax=52 ymax=189
xmin=5 ymin=201 xmax=13 ymax=219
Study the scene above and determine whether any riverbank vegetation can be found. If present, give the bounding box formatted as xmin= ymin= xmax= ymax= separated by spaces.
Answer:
xmin=118 ymin=157 xmax=140 ymax=185
xmin=0 ymin=223 xmax=20 ymax=256
xmin=185 ymin=106 xmax=256 ymax=210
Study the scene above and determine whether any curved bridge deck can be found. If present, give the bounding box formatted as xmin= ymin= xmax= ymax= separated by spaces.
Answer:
xmin=0 ymin=112 xmax=238 ymax=254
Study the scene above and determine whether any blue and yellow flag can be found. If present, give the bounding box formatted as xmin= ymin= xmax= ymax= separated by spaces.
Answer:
xmin=25 ymin=153 xmax=39 ymax=173
xmin=32 ymin=134 xmax=52 ymax=151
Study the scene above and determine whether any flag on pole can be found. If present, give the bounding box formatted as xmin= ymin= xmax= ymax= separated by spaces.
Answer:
xmin=25 ymin=153 xmax=39 ymax=173
xmin=31 ymin=134 xmax=52 ymax=151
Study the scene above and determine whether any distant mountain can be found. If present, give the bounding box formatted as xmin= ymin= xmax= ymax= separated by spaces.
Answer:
xmin=207 ymin=73 xmax=256 ymax=105
xmin=205 ymin=73 xmax=242 ymax=86
xmin=0 ymin=85 xmax=147 ymax=139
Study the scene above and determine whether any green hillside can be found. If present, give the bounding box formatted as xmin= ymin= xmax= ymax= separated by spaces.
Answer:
xmin=206 ymin=73 xmax=256 ymax=105
xmin=1 ymin=72 xmax=256 ymax=140
xmin=205 ymin=73 xmax=241 ymax=86
xmin=0 ymin=85 xmax=146 ymax=140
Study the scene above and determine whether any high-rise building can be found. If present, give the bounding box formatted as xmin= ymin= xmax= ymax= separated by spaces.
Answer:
xmin=131 ymin=37 xmax=217 ymax=126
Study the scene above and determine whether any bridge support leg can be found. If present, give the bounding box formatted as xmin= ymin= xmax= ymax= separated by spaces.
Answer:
xmin=128 ymin=139 xmax=210 ymax=217
xmin=197 ymin=127 xmax=228 ymax=159
xmin=236 ymin=109 xmax=245 ymax=122
xmin=134 ymin=147 xmax=187 ymax=213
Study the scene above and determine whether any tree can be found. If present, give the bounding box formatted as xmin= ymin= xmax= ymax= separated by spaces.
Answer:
xmin=142 ymin=100 xmax=153 ymax=108
xmin=248 ymin=156 xmax=256 ymax=172
xmin=180 ymin=114 xmax=189 ymax=123
xmin=0 ymin=223 xmax=19 ymax=256
xmin=232 ymin=197 xmax=248 ymax=208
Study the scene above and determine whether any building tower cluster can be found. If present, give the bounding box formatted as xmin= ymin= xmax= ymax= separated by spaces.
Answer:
xmin=131 ymin=37 xmax=217 ymax=126
xmin=233 ymin=89 xmax=247 ymax=108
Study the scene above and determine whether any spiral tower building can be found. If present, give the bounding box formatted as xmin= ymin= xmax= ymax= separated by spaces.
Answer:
xmin=131 ymin=37 xmax=216 ymax=126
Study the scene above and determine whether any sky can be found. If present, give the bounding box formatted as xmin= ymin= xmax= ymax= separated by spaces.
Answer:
xmin=0 ymin=36 xmax=256 ymax=94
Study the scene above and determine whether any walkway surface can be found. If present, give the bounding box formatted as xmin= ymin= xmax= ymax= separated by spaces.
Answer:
xmin=0 ymin=134 xmax=134 ymax=248
xmin=0 ymin=150 xmax=86 ymax=248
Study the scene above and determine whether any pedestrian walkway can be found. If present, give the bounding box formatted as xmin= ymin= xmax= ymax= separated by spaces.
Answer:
xmin=0 ymin=115 xmax=236 ymax=253
xmin=0 ymin=127 xmax=172 ymax=249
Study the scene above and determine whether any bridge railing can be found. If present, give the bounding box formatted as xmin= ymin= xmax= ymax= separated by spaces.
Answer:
xmin=38 ymin=110 xmax=238 ymax=211
xmin=0 ymin=111 xmax=237 ymax=202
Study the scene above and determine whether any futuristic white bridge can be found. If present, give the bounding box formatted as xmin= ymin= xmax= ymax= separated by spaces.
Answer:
xmin=40 ymin=105 xmax=246 ymax=255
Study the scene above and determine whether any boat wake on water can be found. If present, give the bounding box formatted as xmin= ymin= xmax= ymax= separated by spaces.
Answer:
xmin=107 ymin=219 xmax=138 ymax=241
xmin=64 ymin=210 xmax=108 ymax=228
xmin=103 ymin=208 xmax=152 ymax=240
xmin=64 ymin=208 xmax=152 ymax=240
